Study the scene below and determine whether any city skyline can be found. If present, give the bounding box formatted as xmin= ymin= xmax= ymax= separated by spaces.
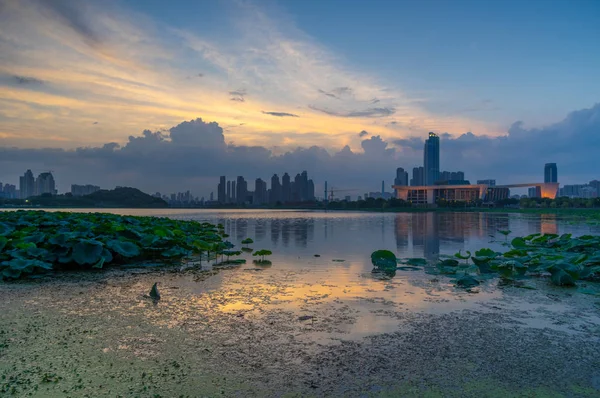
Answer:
xmin=0 ymin=1 xmax=599 ymax=196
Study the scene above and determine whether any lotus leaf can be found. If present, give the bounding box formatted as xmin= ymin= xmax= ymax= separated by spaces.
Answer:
xmin=404 ymin=258 xmax=428 ymax=266
xmin=370 ymin=250 xmax=397 ymax=270
xmin=550 ymin=268 xmax=575 ymax=286
xmin=107 ymin=240 xmax=141 ymax=258
xmin=455 ymin=274 xmax=480 ymax=288
xmin=71 ymin=240 xmax=104 ymax=265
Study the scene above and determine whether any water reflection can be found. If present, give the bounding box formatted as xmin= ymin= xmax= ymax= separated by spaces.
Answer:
xmin=206 ymin=210 xmax=597 ymax=262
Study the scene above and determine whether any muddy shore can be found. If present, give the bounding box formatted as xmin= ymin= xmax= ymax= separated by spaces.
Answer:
xmin=2 ymin=262 xmax=600 ymax=397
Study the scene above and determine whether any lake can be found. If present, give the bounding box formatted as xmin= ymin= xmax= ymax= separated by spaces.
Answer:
xmin=1 ymin=209 xmax=600 ymax=397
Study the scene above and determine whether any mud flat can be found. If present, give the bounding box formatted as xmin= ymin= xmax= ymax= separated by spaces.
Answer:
xmin=2 ymin=261 xmax=600 ymax=397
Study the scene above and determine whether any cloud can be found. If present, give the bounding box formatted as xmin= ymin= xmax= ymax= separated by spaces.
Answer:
xmin=262 ymin=111 xmax=299 ymax=117
xmin=309 ymin=105 xmax=396 ymax=118
xmin=358 ymin=130 xmax=369 ymax=137
xmin=36 ymin=0 xmax=103 ymax=49
xmin=230 ymin=97 xmax=245 ymax=102
xmin=318 ymin=89 xmax=339 ymax=99
xmin=331 ymin=87 xmax=352 ymax=96
xmin=1 ymin=105 xmax=600 ymax=196
xmin=14 ymin=76 xmax=44 ymax=85
xmin=229 ymin=89 xmax=247 ymax=102
xmin=92 ymin=121 xmax=98 ymax=125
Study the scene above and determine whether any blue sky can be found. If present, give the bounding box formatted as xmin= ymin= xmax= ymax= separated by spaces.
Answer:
xmin=0 ymin=0 xmax=599 ymax=194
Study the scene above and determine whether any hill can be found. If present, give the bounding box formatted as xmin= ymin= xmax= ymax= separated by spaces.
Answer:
xmin=1 ymin=187 xmax=168 ymax=208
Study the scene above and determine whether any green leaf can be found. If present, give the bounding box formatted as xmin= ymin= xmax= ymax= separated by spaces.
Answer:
xmin=454 ymin=250 xmax=472 ymax=260
xmin=439 ymin=259 xmax=460 ymax=267
xmin=455 ymin=274 xmax=480 ymax=288
xmin=370 ymin=250 xmax=397 ymax=270
xmin=498 ymin=230 xmax=511 ymax=236
xmin=0 ymin=236 xmax=7 ymax=253
xmin=511 ymin=237 xmax=528 ymax=249
xmin=550 ymin=269 xmax=575 ymax=286
xmin=23 ymin=232 xmax=46 ymax=244
xmin=0 ymin=222 xmax=14 ymax=236
xmin=241 ymin=238 xmax=254 ymax=245
xmin=474 ymin=248 xmax=496 ymax=258
xmin=72 ymin=240 xmax=104 ymax=265
xmin=106 ymin=240 xmax=140 ymax=258
xmin=161 ymin=246 xmax=189 ymax=258
xmin=92 ymin=257 xmax=105 ymax=269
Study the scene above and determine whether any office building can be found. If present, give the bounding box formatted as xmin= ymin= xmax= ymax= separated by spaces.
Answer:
xmin=231 ymin=181 xmax=236 ymax=202
xmin=424 ymin=132 xmax=440 ymax=185
xmin=544 ymin=163 xmax=557 ymax=183
xmin=528 ymin=187 xmax=541 ymax=198
xmin=236 ymin=176 xmax=247 ymax=204
xmin=411 ymin=167 xmax=425 ymax=186
xmin=226 ymin=180 xmax=231 ymax=203
xmin=394 ymin=168 xmax=409 ymax=186
xmin=218 ymin=176 xmax=226 ymax=204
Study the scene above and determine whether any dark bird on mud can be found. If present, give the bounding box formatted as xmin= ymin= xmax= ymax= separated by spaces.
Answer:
xmin=149 ymin=282 xmax=161 ymax=300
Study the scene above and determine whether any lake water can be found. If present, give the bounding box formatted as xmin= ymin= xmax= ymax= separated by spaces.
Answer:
xmin=2 ymin=209 xmax=600 ymax=396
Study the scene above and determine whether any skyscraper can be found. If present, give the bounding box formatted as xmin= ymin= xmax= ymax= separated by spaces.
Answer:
xmin=226 ymin=180 xmax=231 ymax=203
xmin=218 ymin=176 xmax=226 ymax=203
xmin=424 ymin=132 xmax=440 ymax=185
xmin=394 ymin=167 xmax=409 ymax=186
xmin=307 ymin=179 xmax=315 ymax=201
xmin=270 ymin=174 xmax=281 ymax=204
xmin=544 ymin=163 xmax=557 ymax=183
xmin=410 ymin=166 xmax=425 ymax=186
xmin=281 ymin=173 xmax=291 ymax=202
xmin=236 ymin=176 xmax=247 ymax=204
xmin=254 ymin=178 xmax=267 ymax=205
xmin=19 ymin=169 xmax=35 ymax=198
xmin=300 ymin=170 xmax=309 ymax=201
xmin=231 ymin=180 xmax=236 ymax=202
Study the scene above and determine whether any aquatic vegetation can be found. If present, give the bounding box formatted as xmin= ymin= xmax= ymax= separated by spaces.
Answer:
xmin=252 ymin=249 xmax=272 ymax=262
xmin=0 ymin=210 xmax=225 ymax=280
xmin=241 ymin=238 xmax=254 ymax=247
xmin=370 ymin=250 xmax=397 ymax=270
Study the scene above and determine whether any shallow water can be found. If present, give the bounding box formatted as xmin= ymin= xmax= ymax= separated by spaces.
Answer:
xmin=2 ymin=209 xmax=600 ymax=396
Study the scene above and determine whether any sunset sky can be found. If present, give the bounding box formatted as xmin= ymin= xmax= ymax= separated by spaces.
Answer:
xmin=1 ymin=0 xmax=599 ymax=195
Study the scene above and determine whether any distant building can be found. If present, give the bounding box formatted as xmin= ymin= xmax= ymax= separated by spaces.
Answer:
xmin=439 ymin=171 xmax=465 ymax=183
xmin=282 ymin=173 xmax=291 ymax=202
xmin=477 ymin=179 xmax=496 ymax=186
xmin=226 ymin=180 xmax=231 ymax=203
xmin=528 ymin=187 xmax=541 ymax=198
xmin=0 ymin=183 xmax=17 ymax=199
xmin=394 ymin=167 xmax=409 ymax=186
xmin=71 ymin=184 xmax=100 ymax=196
xmin=424 ymin=132 xmax=440 ymax=185
xmin=411 ymin=166 xmax=425 ymax=186
xmin=344 ymin=195 xmax=351 ymax=202
xmin=236 ymin=176 xmax=247 ymax=204
xmin=217 ymin=176 xmax=226 ymax=204
xmin=19 ymin=169 xmax=35 ymax=199
xmin=254 ymin=178 xmax=267 ymax=205
xmin=270 ymin=174 xmax=281 ymax=204
xmin=231 ymin=180 xmax=236 ymax=203
xmin=544 ymin=163 xmax=557 ymax=183
xmin=589 ymin=180 xmax=600 ymax=196
xmin=35 ymin=172 xmax=56 ymax=196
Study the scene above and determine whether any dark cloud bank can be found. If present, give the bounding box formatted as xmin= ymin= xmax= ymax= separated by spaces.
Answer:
xmin=1 ymin=104 xmax=599 ymax=196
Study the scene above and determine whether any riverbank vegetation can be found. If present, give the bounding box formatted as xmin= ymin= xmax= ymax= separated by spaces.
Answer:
xmin=0 ymin=210 xmax=227 ymax=279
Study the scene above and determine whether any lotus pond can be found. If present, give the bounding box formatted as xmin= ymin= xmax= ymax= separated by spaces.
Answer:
xmin=1 ymin=209 xmax=600 ymax=397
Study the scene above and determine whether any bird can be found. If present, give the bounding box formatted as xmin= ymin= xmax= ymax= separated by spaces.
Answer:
xmin=149 ymin=282 xmax=161 ymax=300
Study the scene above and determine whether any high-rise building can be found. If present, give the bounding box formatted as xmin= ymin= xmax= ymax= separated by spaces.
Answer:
xmin=394 ymin=167 xmax=409 ymax=186
xmin=35 ymin=172 xmax=56 ymax=196
xmin=254 ymin=178 xmax=268 ymax=205
xmin=235 ymin=176 xmax=247 ymax=204
xmin=300 ymin=170 xmax=309 ymax=201
xmin=292 ymin=173 xmax=302 ymax=201
xmin=528 ymin=187 xmax=541 ymax=198
xmin=226 ymin=180 xmax=231 ymax=203
xmin=589 ymin=180 xmax=600 ymax=197
xmin=231 ymin=181 xmax=236 ymax=202
xmin=281 ymin=173 xmax=291 ymax=202
xmin=544 ymin=163 xmax=557 ymax=183
xmin=270 ymin=174 xmax=281 ymax=204
xmin=307 ymin=179 xmax=315 ymax=201
xmin=424 ymin=132 xmax=440 ymax=185
xmin=410 ymin=166 xmax=425 ymax=186
xmin=19 ymin=169 xmax=35 ymax=199
xmin=217 ymin=176 xmax=226 ymax=204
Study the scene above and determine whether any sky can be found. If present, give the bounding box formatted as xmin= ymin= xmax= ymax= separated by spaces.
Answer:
xmin=0 ymin=0 xmax=599 ymax=197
